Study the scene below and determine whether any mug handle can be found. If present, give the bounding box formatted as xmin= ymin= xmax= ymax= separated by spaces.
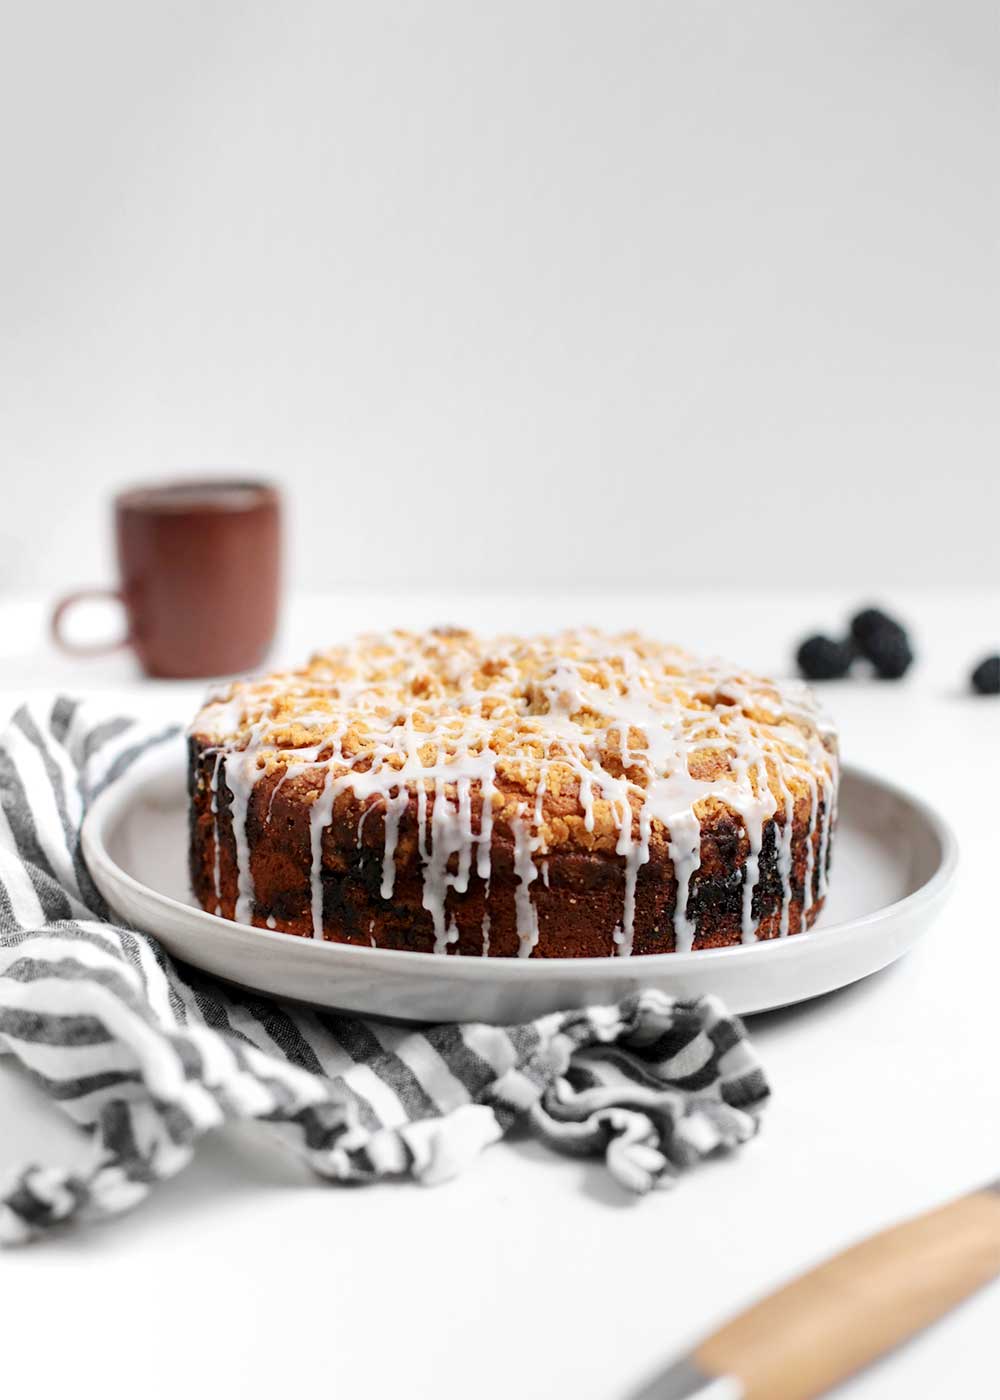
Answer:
xmin=50 ymin=589 xmax=131 ymax=656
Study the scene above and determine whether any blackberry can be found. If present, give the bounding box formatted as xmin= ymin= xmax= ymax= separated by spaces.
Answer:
xmin=849 ymin=606 xmax=913 ymax=679
xmin=796 ymin=634 xmax=854 ymax=681
xmin=971 ymin=655 xmax=1000 ymax=695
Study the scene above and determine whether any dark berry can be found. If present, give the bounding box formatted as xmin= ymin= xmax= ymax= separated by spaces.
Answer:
xmin=849 ymin=606 xmax=913 ymax=679
xmin=850 ymin=606 xmax=899 ymax=650
xmin=867 ymin=628 xmax=913 ymax=679
xmin=796 ymin=634 xmax=854 ymax=681
xmin=971 ymin=655 xmax=1000 ymax=695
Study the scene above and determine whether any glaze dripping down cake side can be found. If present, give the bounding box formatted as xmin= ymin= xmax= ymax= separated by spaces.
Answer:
xmin=187 ymin=629 xmax=839 ymax=957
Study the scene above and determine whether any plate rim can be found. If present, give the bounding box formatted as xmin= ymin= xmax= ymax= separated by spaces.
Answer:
xmin=81 ymin=739 xmax=959 ymax=982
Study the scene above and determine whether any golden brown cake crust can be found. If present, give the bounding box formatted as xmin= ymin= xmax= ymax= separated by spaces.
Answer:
xmin=188 ymin=629 xmax=839 ymax=957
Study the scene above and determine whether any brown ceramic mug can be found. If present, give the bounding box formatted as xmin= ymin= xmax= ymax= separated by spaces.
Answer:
xmin=51 ymin=478 xmax=282 ymax=679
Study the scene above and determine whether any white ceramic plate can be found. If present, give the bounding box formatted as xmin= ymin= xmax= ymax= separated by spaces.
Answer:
xmin=81 ymin=736 xmax=957 ymax=1023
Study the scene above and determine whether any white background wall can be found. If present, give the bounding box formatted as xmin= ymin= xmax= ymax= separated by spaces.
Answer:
xmin=1 ymin=0 xmax=996 ymax=597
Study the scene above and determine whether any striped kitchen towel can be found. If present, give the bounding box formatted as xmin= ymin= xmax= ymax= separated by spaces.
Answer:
xmin=0 ymin=697 xmax=769 ymax=1244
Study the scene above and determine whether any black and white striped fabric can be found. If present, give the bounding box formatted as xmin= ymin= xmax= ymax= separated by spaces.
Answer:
xmin=0 ymin=697 xmax=769 ymax=1244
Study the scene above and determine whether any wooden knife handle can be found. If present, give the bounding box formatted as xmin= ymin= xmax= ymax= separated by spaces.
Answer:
xmin=637 ymin=1184 xmax=1000 ymax=1400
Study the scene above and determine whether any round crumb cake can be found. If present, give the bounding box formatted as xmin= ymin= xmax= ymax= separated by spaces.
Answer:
xmin=188 ymin=628 xmax=839 ymax=958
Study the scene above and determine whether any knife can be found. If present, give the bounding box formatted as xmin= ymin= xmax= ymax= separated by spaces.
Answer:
xmin=630 ymin=1181 xmax=1000 ymax=1400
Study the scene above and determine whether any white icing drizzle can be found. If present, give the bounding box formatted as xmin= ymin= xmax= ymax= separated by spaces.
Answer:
xmin=667 ymin=809 xmax=702 ymax=953
xmin=614 ymin=802 xmax=651 ymax=957
xmin=191 ymin=630 xmax=838 ymax=955
xmin=309 ymin=769 xmax=338 ymax=939
xmin=380 ymin=786 xmax=408 ymax=898
xmin=226 ymin=750 xmax=256 ymax=925
xmin=356 ymin=803 xmax=374 ymax=848
xmin=740 ymin=820 xmax=764 ymax=945
xmin=511 ymin=807 xmax=540 ymax=958
xmin=802 ymin=772 xmax=818 ymax=918
xmin=422 ymin=775 xmax=464 ymax=953
xmin=578 ymin=770 xmax=595 ymax=831
xmin=477 ymin=765 xmax=495 ymax=879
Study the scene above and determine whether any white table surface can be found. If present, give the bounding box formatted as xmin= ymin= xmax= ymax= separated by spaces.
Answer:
xmin=2 ymin=589 xmax=998 ymax=1400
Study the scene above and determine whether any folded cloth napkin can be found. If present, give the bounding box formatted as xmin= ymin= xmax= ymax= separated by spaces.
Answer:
xmin=0 ymin=697 xmax=769 ymax=1243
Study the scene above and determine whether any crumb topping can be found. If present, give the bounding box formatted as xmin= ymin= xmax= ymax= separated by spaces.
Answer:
xmin=192 ymin=629 xmax=838 ymax=956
